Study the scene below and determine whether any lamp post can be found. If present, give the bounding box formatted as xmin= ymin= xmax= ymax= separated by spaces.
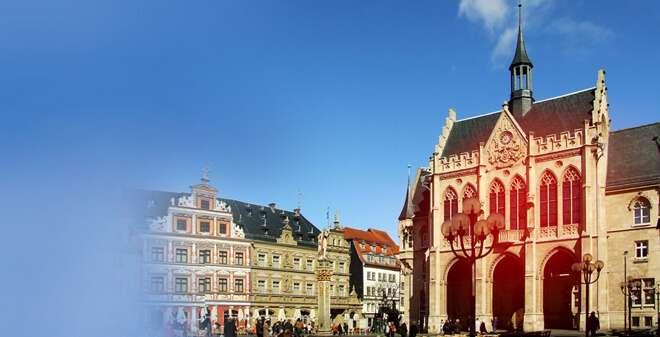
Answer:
xmin=623 ymin=251 xmax=628 ymax=332
xmin=441 ymin=197 xmax=504 ymax=337
xmin=654 ymin=282 xmax=660 ymax=333
xmin=571 ymin=253 xmax=604 ymax=337
xmin=620 ymin=276 xmax=641 ymax=334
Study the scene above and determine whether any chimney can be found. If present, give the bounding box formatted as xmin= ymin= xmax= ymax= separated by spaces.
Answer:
xmin=269 ymin=203 xmax=276 ymax=211
xmin=294 ymin=209 xmax=300 ymax=214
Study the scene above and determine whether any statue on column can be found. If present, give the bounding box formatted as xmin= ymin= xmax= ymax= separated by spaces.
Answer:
xmin=318 ymin=228 xmax=329 ymax=260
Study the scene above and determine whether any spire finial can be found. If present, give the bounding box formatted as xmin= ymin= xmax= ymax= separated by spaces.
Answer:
xmin=201 ymin=164 xmax=212 ymax=185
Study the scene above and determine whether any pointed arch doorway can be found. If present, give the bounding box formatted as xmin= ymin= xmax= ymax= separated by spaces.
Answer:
xmin=543 ymin=250 xmax=576 ymax=329
xmin=446 ymin=259 xmax=470 ymax=325
xmin=492 ymin=255 xmax=525 ymax=332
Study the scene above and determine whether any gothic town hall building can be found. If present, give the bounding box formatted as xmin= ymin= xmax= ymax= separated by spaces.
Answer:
xmin=398 ymin=10 xmax=660 ymax=335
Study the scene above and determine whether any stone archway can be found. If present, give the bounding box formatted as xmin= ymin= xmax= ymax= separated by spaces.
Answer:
xmin=543 ymin=250 xmax=576 ymax=329
xmin=446 ymin=259 xmax=470 ymax=326
xmin=492 ymin=255 xmax=525 ymax=332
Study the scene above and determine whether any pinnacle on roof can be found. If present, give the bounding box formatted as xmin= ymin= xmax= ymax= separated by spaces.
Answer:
xmin=398 ymin=169 xmax=415 ymax=221
xmin=509 ymin=2 xmax=533 ymax=71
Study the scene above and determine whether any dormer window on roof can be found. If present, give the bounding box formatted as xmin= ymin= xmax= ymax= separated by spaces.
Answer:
xmin=260 ymin=212 xmax=266 ymax=219
xmin=245 ymin=208 xmax=252 ymax=216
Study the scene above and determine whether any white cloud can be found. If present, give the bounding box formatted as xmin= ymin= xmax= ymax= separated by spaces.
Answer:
xmin=458 ymin=0 xmax=509 ymax=32
xmin=547 ymin=17 xmax=614 ymax=44
xmin=491 ymin=27 xmax=517 ymax=65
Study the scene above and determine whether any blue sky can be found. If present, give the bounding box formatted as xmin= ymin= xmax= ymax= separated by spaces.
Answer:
xmin=1 ymin=1 xmax=658 ymax=334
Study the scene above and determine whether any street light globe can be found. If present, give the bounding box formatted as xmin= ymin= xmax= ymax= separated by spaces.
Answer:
xmin=462 ymin=197 xmax=482 ymax=215
xmin=441 ymin=220 xmax=453 ymax=237
xmin=486 ymin=213 xmax=505 ymax=230
xmin=474 ymin=220 xmax=491 ymax=236
xmin=594 ymin=260 xmax=604 ymax=271
xmin=583 ymin=253 xmax=593 ymax=263
xmin=452 ymin=213 xmax=471 ymax=233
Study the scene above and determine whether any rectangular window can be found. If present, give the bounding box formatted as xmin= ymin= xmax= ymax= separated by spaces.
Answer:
xmin=632 ymin=317 xmax=640 ymax=327
xmin=273 ymin=256 xmax=280 ymax=268
xmin=293 ymin=258 xmax=300 ymax=270
xmin=219 ymin=223 xmax=227 ymax=234
xmin=645 ymin=317 xmax=653 ymax=327
xmin=176 ymin=219 xmax=187 ymax=231
xmin=218 ymin=278 xmax=228 ymax=292
xmin=306 ymin=283 xmax=313 ymax=296
xmin=636 ymin=241 xmax=649 ymax=260
xmin=401 ymin=281 xmax=405 ymax=290
xmin=235 ymin=252 xmax=244 ymax=266
xmin=339 ymin=262 xmax=345 ymax=273
xmin=339 ymin=285 xmax=345 ymax=297
xmin=366 ymin=271 xmax=371 ymax=280
xmin=307 ymin=260 xmax=313 ymax=271
xmin=198 ymin=278 xmax=211 ymax=292
xmin=175 ymin=278 xmax=188 ymax=292
xmin=151 ymin=247 xmax=164 ymax=261
xmin=235 ymin=279 xmax=244 ymax=293
xmin=293 ymin=282 xmax=301 ymax=295
xmin=150 ymin=277 xmax=164 ymax=292
xmin=219 ymin=251 xmax=228 ymax=264
xmin=272 ymin=281 xmax=280 ymax=294
xmin=199 ymin=250 xmax=211 ymax=264
xmin=199 ymin=221 xmax=210 ymax=233
xmin=258 ymin=280 xmax=265 ymax=293
xmin=175 ymin=248 xmax=187 ymax=263
xmin=330 ymin=284 xmax=334 ymax=296
xmin=407 ymin=232 xmax=413 ymax=248
xmin=200 ymin=199 xmax=210 ymax=210
xmin=258 ymin=254 xmax=266 ymax=267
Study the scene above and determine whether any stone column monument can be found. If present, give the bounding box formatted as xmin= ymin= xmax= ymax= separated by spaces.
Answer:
xmin=315 ymin=228 xmax=332 ymax=332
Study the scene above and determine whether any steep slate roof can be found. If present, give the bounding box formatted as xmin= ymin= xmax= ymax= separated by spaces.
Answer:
xmin=441 ymin=88 xmax=596 ymax=158
xmin=440 ymin=112 xmax=500 ymax=158
xmin=343 ymin=227 xmax=400 ymax=269
xmin=398 ymin=180 xmax=415 ymax=221
xmin=124 ymin=188 xmax=321 ymax=246
xmin=606 ymin=122 xmax=660 ymax=190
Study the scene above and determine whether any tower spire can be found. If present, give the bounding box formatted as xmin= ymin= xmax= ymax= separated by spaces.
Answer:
xmin=509 ymin=1 xmax=534 ymax=118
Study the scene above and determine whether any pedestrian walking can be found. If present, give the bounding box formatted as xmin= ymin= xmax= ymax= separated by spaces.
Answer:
xmin=409 ymin=321 xmax=418 ymax=337
xmin=399 ymin=321 xmax=408 ymax=337
xmin=586 ymin=312 xmax=600 ymax=336
xmin=491 ymin=317 xmax=498 ymax=334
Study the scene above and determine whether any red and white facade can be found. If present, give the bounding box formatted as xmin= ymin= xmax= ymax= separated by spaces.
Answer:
xmin=136 ymin=177 xmax=252 ymax=332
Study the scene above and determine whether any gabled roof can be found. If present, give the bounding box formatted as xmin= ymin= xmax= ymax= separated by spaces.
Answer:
xmin=124 ymin=188 xmax=321 ymax=246
xmin=441 ymin=88 xmax=596 ymax=158
xmin=606 ymin=122 xmax=660 ymax=189
xmin=343 ymin=227 xmax=400 ymax=270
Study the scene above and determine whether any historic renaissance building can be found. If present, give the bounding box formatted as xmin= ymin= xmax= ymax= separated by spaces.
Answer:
xmin=398 ymin=7 xmax=660 ymax=334
xmin=129 ymin=171 xmax=361 ymax=333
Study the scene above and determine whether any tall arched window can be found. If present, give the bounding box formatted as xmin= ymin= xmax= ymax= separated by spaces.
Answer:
xmin=540 ymin=172 xmax=558 ymax=227
xmin=489 ymin=180 xmax=505 ymax=217
xmin=444 ymin=188 xmax=458 ymax=221
xmin=633 ymin=198 xmax=651 ymax=225
xmin=510 ymin=177 xmax=527 ymax=230
xmin=562 ymin=168 xmax=581 ymax=225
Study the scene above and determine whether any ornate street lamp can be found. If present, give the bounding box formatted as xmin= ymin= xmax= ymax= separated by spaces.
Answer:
xmin=572 ymin=254 xmax=604 ymax=337
xmin=441 ymin=197 xmax=504 ymax=337
xmin=653 ymin=282 xmax=660 ymax=333
xmin=619 ymin=276 xmax=641 ymax=333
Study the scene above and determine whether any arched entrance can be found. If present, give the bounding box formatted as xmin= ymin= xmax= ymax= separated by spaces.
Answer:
xmin=543 ymin=250 xmax=576 ymax=329
xmin=447 ymin=259 xmax=470 ymax=326
xmin=492 ymin=255 xmax=525 ymax=332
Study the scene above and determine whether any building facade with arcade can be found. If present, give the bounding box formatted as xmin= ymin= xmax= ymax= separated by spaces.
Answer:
xmin=398 ymin=7 xmax=660 ymax=334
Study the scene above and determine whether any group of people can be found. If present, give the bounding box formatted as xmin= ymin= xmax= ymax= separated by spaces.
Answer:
xmin=331 ymin=322 xmax=349 ymax=335
xmin=438 ymin=317 xmax=498 ymax=335
xmin=255 ymin=318 xmax=313 ymax=337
